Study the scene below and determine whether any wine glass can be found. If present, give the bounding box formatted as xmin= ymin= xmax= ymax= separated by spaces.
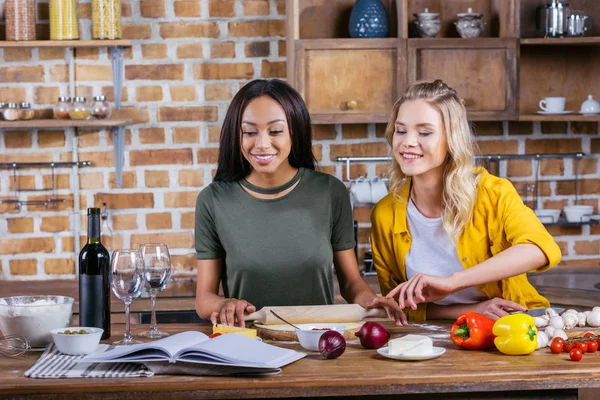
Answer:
xmin=138 ymin=243 xmax=172 ymax=338
xmin=110 ymin=249 xmax=145 ymax=345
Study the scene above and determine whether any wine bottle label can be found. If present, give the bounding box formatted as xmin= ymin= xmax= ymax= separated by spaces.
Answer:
xmin=79 ymin=274 xmax=105 ymax=329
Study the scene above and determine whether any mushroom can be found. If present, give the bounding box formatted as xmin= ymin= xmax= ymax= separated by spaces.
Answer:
xmin=549 ymin=315 xmax=565 ymax=330
xmin=578 ymin=312 xmax=587 ymax=327
xmin=536 ymin=331 xmax=549 ymax=349
xmin=534 ymin=316 xmax=549 ymax=328
xmin=562 ymin=313 xmax=578 ymax=330
xmin=587 ymin=311 xmax=600 ymax=327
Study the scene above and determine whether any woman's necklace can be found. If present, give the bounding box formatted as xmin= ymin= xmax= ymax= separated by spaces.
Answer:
xmin=240 ymin=168 xmax=304 ymax=195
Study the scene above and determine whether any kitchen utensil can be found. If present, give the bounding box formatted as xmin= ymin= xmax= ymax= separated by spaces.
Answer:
xmin=295 ymin=324 xmax=347 ymax=351
xmin=536 ymin=0 xmax=570 ymax=38
xmin=579 ymin=94 xmax=600 ymax=115
xmin=50 ymin=327 xmax=103 ymax=356
xmin=567 ymin=12 xmax=593 ymax=36
xmin=0 ymin=334 xmax=30 ymax=358
xmin=244 ymin=304 xmax=387 ymax=325
xmin=253 ymin=322 xmax=364 ymax=341
xmin=270 ymin=310 xmax=301 ymax=330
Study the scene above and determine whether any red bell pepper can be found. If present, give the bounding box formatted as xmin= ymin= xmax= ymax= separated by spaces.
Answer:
xmin=450 ymin=312 xmax=496 ymax=350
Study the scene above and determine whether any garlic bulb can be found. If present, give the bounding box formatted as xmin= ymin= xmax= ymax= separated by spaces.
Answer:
xmin=536 ymin=331 xmax=549 ymax=349
xmin=545 ymin=308 xmax=558 ymax=318
xmin=544 ymin=326 xmax=556 ymax=338
xmin=578 ymin=312 xmax=587 ymax=327
xmin=549 ymin=315 xmax=565 ymax=330
xmin=551 ymin=329 xmax=568 ymax=341
xmin=562 ymin=313 xmax=578 ymax=330
xmin=534 ymin=316 xmax=549 ymax=328
xmin=587 ymin=311 xmax=600 ymax=327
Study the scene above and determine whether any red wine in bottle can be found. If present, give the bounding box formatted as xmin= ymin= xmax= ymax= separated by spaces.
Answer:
xmin=79 ymin=207 xmax=111 ymax=339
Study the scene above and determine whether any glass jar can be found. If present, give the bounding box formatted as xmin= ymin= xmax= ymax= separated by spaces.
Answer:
xmin=92 ymin=0 xmax=122 ymax=39
xmin=3 ymin=103 xmax=20 ymax=121
xmin=5 ymin=0 xmax=36 ymax=41
xmin=54 ymin=96 xmax=72 ymax=119
xmin=19 ymin=102 xmax=35 ymax=120
xmin=91 ymin=95 xmax=112 ymax=119
xmin=69 ymin=97 xmax=91 ymax=120
xmin=0 ymin=103 xmax=7 ymax=121
xmin=49 ymin=0 xmax=80 ymax=40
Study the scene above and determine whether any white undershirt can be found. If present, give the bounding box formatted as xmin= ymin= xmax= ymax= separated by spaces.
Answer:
xmin=405 ymin=199 xmax=487 ymax=306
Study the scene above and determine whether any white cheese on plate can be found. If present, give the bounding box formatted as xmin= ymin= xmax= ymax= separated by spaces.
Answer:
xmin=388 ymin=334 xmax=433 ymax=356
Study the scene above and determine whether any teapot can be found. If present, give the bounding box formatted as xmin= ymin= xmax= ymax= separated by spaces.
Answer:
xmin=579 ymin=95 xmax=600 ymax=115
xmin=536 ymin=0 xmax=570 ymax=38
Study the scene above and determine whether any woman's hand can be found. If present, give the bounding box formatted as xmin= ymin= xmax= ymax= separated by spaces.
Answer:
xmin=471 ymin=298 xmax=526 ymax=320
xmin=365 ymin=296 xmax=409 ymax=326
xmin=210 ymin=298 xmax=256 ymax=327
xmin=386 ymin=272 xmax=456 ymax=310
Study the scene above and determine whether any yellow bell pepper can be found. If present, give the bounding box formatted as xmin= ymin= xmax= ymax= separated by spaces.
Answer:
xmin=492 ymin=314 xmax=538 ymax=355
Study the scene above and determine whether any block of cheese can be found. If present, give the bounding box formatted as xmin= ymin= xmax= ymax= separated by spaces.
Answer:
xmin=212 ymin=324 xmax=257 ymax=339
xmin=388 ymin=334 xmax=433 ymax=356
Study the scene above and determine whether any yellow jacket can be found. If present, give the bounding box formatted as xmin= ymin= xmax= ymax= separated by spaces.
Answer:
xmin=370 ymin=168 xmax=561 ymax=321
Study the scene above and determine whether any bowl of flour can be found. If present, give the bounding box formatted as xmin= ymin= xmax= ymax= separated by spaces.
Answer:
xmin=0 ymin=296 xmax=74 ymax=348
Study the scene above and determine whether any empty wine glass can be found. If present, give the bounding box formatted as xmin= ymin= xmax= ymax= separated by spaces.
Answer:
xmin=110 ymin=249 xmax=145 ymax=345
xmin=138 ymin=243 xmax=172 ymax=338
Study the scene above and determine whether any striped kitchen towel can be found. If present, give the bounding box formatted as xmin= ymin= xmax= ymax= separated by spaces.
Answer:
xmin=25 ymin=344 xmax=153 ymax=379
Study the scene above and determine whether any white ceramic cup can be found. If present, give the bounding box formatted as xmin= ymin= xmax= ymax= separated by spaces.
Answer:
xmin=539 ymin=97 xmax=566 ymax=113
xmin=350 ymin=180 xmax=372 ymax=204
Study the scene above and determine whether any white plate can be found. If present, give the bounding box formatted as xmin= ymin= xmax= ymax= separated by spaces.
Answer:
xmin=377 ymin=346 xmax=446 ymax=361
xmin=537 ymin=110 xmax=573 ymax=115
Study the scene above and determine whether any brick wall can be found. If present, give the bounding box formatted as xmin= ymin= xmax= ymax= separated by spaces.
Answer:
xmin=1 ymin=0 xmax=599 ymax=281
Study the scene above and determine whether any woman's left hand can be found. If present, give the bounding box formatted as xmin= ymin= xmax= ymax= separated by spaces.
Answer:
xmin=366 ymin=296 xmax=408 ymax=326
xmin=386 ymin=272 xmax=455 ymax=310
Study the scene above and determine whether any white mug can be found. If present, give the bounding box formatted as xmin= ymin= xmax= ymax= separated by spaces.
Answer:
xmin=350 ymin=180 xmax=372 ymax=204
xmin=539 ymin=97 xmax=566 ymax=113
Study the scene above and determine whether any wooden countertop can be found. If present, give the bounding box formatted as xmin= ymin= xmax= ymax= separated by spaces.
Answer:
xmin=2 ymin=321 xmax=600 ymax=399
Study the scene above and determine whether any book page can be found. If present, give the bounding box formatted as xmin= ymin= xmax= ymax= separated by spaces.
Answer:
xmin=177 ymin=333 xmax=305 ymax=368
xmin=83 ymin=331 xmax=209 ymax=362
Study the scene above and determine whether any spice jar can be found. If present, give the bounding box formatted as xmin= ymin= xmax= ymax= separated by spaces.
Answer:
xmin=3 ymin=103 xmax=20 ymax=121
xmin=92 ymin=0 xmax=122 ymax=39
xmin=19 ymin=102 xmax=35 ymax=120
xmin=50 ymin=0 xmax=80 ymax=40
xmin=5 ymin=0 xmax=36 ymax=41
xmin=69 ymin=97 xmax=91 ymax=120
xmin=90 ymin=95 xmax=112 ymax=119
xmin=0 ymin=103 xmax=7 ymax=121
xmin=54 ymin=96 xmax=72 ymax=119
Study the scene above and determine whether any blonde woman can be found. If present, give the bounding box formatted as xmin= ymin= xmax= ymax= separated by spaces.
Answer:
xmin=371 ymin=80 xmax=561 ymax=321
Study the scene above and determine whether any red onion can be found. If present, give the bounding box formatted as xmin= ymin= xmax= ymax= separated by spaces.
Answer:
xmin=355 ymin=322 xmax=390 ymax=349
xmin=318 ymin=330 xmax=346 ymax=359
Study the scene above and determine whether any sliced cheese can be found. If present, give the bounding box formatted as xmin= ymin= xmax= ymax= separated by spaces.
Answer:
xmin=389 ymin=334 xmax=433 ymax=356
xmin=212 ymin=324 xmax=257 ymax=339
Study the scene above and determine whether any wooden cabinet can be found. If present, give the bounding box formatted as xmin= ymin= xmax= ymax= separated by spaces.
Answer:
xmin=287 ymin=0 xmax=600 ymax=123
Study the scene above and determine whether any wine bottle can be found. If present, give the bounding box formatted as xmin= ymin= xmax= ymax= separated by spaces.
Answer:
xmin=79 ymin=207 xmax=111 ymax=339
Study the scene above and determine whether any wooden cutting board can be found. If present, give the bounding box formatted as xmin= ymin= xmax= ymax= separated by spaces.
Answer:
xmin=564 ymin=327 xmax=600 ymax=339
xmin=253 ymin=322 xmax=365 ymax=341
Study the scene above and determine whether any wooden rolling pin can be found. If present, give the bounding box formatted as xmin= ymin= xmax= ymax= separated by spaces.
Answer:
xmin=243 ymin=304 xmax=387 ymax=325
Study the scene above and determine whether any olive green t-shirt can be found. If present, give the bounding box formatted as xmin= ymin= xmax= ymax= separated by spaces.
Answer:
xmin=194 ymin=168 xmax=355 ymax=309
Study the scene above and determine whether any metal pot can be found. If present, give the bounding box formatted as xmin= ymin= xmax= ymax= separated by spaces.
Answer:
xmin=536 ymin=0 xmax=570 ymax=38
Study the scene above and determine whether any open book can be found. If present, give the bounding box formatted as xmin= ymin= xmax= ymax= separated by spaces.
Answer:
xmin=81 ymin=331 xmax=305 ymax=374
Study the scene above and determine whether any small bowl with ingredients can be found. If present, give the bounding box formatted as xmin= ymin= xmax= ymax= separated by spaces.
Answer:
xmin=0 ymin=295 xmax=74 ymax=348
xmin=50 ymin=327 xmax=103 ymax=356
xmin=295 ymin=324 xmax=346 ymax=351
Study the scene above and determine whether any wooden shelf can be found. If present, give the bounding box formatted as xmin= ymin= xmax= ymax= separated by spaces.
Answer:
xmin=0 ymin=40 xmax=132 ymax=48
xmin=519 ymin=114 xmax=600 ymax=121
xmin=0 ymin=118 xmax=132 ymax=129
xmin=520 ymin=37 xmax=600 ymax=46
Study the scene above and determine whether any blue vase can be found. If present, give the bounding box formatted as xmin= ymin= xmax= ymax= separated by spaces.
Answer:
xmin=349 ymin=0 xmax=389 ymax=38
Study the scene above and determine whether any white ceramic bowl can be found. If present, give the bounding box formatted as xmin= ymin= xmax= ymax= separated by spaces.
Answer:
xmin=295 ymin=324 xmax=346 ymax=351
xmin=564 ymin=205 xmax=594 ymax=223
xmin=0 ymin=295 xmax=74 ymax=347
xmin=534 ymin=209 xmax=561 ymax=224
xmin=50 ymin=327 xmax=103 ymax=356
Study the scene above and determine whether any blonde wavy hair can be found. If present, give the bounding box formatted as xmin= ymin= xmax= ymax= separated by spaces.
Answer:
xmin=385 ymin=80 xmax=479 ymax=242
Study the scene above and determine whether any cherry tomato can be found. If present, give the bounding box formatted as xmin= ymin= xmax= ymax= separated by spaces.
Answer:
xmin=575 ymin=341 xmax=588 ymax=353
xmin=596 ymin=338 xmax=600 ymax=348
xmin=570 ymin=348 xmax=583 ymax=361
xmin=587 ymin=340 xmax=598 ymax=353
xmin=208 ymin=333 xmax=222 ymax=339
xmin=584 ymin=332 xmax=595 ymax=339
xmin=552 ymin=337 xmax=565 ymax=344
xmin=564 ymin=342 xmax=574 ymax=352
xmin=550 ymin=341 xmax=564 ymax=354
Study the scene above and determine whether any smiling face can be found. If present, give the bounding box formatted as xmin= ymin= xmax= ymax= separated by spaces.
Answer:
xmin=240 ymin=96 xmax=294 ymax=180
xmin=392 ymin=99 xmax=449 ymax=181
